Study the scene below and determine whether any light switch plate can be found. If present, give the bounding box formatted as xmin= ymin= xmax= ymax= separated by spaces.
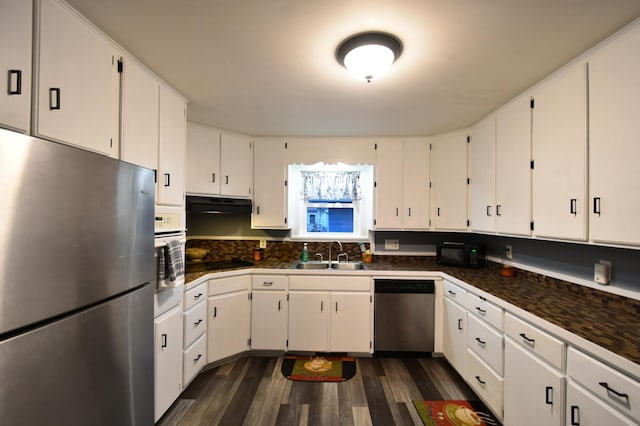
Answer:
xmin=259 ymin=240 xmax=267 ymax=249
xmin=594 ymin=260 xmax=611 ymax=285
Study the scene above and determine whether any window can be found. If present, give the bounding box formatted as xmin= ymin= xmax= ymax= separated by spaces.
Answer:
xmin=288 ymin=163 xmax=373 ymax=240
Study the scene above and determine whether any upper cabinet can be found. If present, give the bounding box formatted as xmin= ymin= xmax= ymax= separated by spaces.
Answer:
xmin=220 ymin=133 xmax=253 ymax=198
xmin=588 ymin=24 xmax=640 ymax=247
xmin=431 ymin=132 xmax=468 ymax=231
xmin=469 ymin=117 xmax=496 ymax=233
xmin=35 ymin=0 xmax=120 ymax=157
xmin=157 ymin=86 xmax=187 ymax=206
xmin=495 ymin=97 xmax=531 ymax=236
xmin=252 ymin=138 xmax=288 ymax=229
xmin=531 ymin=62 xmax=588 ymax=241
xmin=374 ymin=140 xmax=430 ymax=230
xmin=0 ymin=0 xmax=32 ymax=133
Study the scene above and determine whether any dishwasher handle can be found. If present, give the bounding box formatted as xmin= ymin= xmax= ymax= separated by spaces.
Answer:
xmin=374 ymin=279 xmax=435 ymax=294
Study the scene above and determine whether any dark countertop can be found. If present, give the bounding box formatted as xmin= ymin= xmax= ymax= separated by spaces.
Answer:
xmin=186 ymin=257 xmax=640 ymax=367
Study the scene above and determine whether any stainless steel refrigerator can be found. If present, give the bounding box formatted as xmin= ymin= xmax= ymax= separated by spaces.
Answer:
xmin=0 ymin=128 xmax=155 ymax=425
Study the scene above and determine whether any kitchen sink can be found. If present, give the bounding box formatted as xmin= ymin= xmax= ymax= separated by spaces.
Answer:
xmin=291 ymin=261 xmax=366 ymax=270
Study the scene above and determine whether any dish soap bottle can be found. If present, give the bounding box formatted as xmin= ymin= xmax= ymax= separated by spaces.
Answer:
xmin=301 ymin=243 xmax=309 ymax=263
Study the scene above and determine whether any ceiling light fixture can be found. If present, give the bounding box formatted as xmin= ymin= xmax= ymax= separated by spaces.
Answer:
xmin=336 ymin=32 xmax=403 ymax=83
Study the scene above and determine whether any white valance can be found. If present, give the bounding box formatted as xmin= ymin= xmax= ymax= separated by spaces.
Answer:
xmin=301 ymin=171 xmax=361 ymax=202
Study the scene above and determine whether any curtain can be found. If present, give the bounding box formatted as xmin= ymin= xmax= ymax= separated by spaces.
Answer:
xmin=301 ymin=171 xmax=361 ymax=201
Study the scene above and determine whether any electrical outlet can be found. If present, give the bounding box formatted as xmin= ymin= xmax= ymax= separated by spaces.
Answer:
xmin=385 ymin=239 xmax=400 ymax=250
xmin=259 ymin=240 xmax=267 ymax=249
xmin=505 ymin=245 xmax=513 ymax=260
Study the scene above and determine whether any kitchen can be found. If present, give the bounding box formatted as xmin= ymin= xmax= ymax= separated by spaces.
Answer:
xmin=2 ymin=0 xmax=640 ymax=425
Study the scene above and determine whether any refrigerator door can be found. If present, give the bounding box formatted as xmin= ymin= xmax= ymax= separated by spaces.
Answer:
xmin=0 ymin=129 xmax=155 ymax=334
xmin=0 ymin=284 xmax=154 ymax=426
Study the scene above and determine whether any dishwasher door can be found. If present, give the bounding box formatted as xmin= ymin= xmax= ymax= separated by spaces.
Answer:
xmin=374 ymin=279 xmax=435 ymax=353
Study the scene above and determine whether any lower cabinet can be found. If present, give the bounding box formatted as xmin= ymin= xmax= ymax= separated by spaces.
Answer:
xmin=288 ymin=291 xmax=329 ymax=352
xmin=251 ymin=290 xmax=288 ymax=350
xmin=442 ymin=297 xmax=467 ymax=378
xmin=566 ymin=380 xmax=637 ymax=426
xmin=466 ymin=349 xmax=504 ymax=419
xmin=330 ymin=292 xmax=372 ymax=353
xmin=207 ymin=275 xmax=251 ymax=363
xmin=154 ymin=305 xmax=183 ymax=422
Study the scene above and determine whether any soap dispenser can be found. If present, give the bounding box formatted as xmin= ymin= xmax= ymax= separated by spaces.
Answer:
xmin=301 ymin=243 xmax=309 ymax=262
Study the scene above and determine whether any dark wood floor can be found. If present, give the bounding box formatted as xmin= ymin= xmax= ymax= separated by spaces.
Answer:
xmin=158 ymin=355 xmax=487 ymax=426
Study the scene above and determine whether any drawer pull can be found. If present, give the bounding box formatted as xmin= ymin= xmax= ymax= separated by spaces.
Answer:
xmin=213 ymin=307 xmax=217 ymax=318
xmin=194 ymin=292 xmax=203 ymax=299
xmin=479 ymin=296 xmax=486 ymax=302
xmin=475 ymin=307 xmax=486 ymax=315
xmin=194 ymin=354 xmax=202 ymax=363
xmin=545 ymin=386 xmax=553 ymax=405
xmin=194 ymin=319 xmax=203 ymax=326
xmin=519 ymin=333 xmax=535 ymax=345
xmin=262 ymin=281 xmax=273 ymax=287
xmin=448 ymin=290 xmax=456 ymax=296
xmin=277 ymin=300 xmax=281 ymax=311
xmin=475 ymin=337 xmax=486 ymax=346
xmin=475 ymin=376 xmax=486 ymax=386
xmin=598 ymin=382 xmax=630 ymax=402
xmin=457 ymin=319 xmax=463 ymax=331
xmin=570 ymin=406 xmax=580 ymax=425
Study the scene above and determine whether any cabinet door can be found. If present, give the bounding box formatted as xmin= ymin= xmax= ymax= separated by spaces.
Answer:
xmin=470 ymin=117 xmax=496 ymax=233
xmin=495 ymin=97 xmax=532 ymax=236
xmin=443 ymin=298 xmax=467 ymax=378
xmin=157 ymin=86 xmax=186 ymax=206
xmin=566 ymin=381 xmax=636 ymax=426
xmin=154 ymin=306 xmax=183 ymax=422
xmin=251 ymin=291 xmax=288 ymax=351
xmin=120 ymin=57 xmax=159 ymax=170
xmin=0 ymin=0 xmax=32 ymax=133
xmin=207 ymin=291 xmax=251 ymax=363
xmin=330 ymin=292 xmax=371 ymax=353
xmin=532 ymin=62 xmax=587 ymax=241
xmin=36 ymin=0 xmax=120 ymax=157
xmin=288 ymin=292 xmax=330 ymax=352
xmin=589 ymin=24 xmax=640 ymax=246
xmin=375 ymin=141 xmax=403 ymax=229
xmin=402 ymin=140 xmax=430 ymax=229
xmin=186 ymin=122 xmax=221 ymax=195
xmin=220 ymin=133 xmax=253 ymax=197
xmin=252 ymin=139 xmax=288 ymax=228
xmin=431 ymin=132 xmax=468 ymax=230
xmin=504 ymin=339 xmax=564 ymax=426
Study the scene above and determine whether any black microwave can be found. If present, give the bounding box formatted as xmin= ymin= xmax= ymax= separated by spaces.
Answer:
xmin=436 ymin=242 xmax=486 ymax=268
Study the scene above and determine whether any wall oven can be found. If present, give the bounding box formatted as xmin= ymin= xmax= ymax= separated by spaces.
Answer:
xmin=154 ymin=208 xmax=186 ymax=317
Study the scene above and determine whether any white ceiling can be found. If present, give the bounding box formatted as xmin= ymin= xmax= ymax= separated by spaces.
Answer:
xmin=66 ymin=0 xmax=640 ymax=137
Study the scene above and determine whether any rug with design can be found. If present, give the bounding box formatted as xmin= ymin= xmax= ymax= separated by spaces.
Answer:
xmin=281 ymin=355 xmax=356 ymax=382
xmin=413 ymin=400 xmax=499 ymax=426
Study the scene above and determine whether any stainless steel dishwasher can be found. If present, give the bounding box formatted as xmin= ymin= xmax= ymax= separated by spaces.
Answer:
xmin=374 ymin=279 xmax=435 ymax=354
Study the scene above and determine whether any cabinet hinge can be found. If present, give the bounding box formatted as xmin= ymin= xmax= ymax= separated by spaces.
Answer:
xmin=117 ymin=59 xmax=123 ymax=73
xmin=110 ymin=138 xmax=113 ymax=148
xmin=248 ymin=338 xmax=251 ymax=346
xmin=373 ymin=219 xmax=377 ymax=226
xmin=370 ymin=341 xmax=373 ymax=349
xmin=530 ymin=221 xmax=535 ymax=231
xmin=284 ymin=217 xmax=288 ymax=224
xmin=429 ymin=219 xmax=431 ymax=227
xmin=530 ymin=160 xmax=535 ymax=169
xmin=466 ymin=136 xmax=471 ymax=143
xmin=286 ymin=339 xmax=289 ymax=348
xmin=374 ymin=181 xmax=377 ymax=188
xmin=287 ymin=294 xmax=289 ymax=301
xmin=284 ymin=179 xmax=288 ymax=187
xmin=370 ymin=295 xmax=372 ymax=303
xmin=530 ymin=98 xmax=535 ymax=109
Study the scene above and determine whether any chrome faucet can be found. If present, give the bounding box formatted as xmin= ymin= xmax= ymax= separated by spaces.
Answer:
xmin=327 ymin=240 xmax=343 ymax=269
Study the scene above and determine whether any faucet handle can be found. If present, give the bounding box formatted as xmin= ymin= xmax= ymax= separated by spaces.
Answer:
xmin=337 ymin=253 xmax=349 ymax=263
xmin=315 ymin=253 xmax=323 ymax=262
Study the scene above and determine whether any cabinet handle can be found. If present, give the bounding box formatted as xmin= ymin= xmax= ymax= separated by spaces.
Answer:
xmin=194 ymin=292 xmax=203 ymax=299
xmin=474 ymin=376 xmax=486 ymax=386
xmin=598 ymin=382 xmax=629 ymax=402
xmin=475 ymin=307 xmax=486 ymax=315
xmin=457 ymin=319 xmax=463 ymax=330
xmin=194 ymin=319 xmax=203 ymax=326
xmin=8 ymin=70 xmax=22 ymax=95
xmin=277 ymin=300 xmax=281 ymax=311
xmin=395 ymin=207 xmax=399 ymax=217
xmin=213 ymin=306 xmax=217 ymax=318
xmin=448 ymin=290 xmax=456 ymax=296
xmin=570 ymin=198 xmax=577 ymax=216
xmin=519 ymin=333 xmax=535 ymax=345
xmin=225 ymin=175 xmax=229 ymax=185
xmin=570 ymin=406 xmax=580 ymax=425
xmin=262 ymin=281 xmax=273 ymax=287
xmin=408 ymin=207 xmax=411 ymax=217
xmin=486 ymin=205 xmax=491 ymax=216
xmin=475 ymin=337 xmax=486 ymax=346
xmin=257 ymin=206 xmax=260 ymax=215
xmin=545 ymin=386 xmax=553 ymax=405
xmin=335 ymin=302 xmax=339 ymax=312
xmin=161 ymin=333 xmax=167 ymax=348
xmin=194 ymin=354 xmax=202 ymax=363
xmin=437 ymin=207 xmax=441 ymax=216
xmin=212 ymin=173 xmax=216 ymax=183
xmin=164 ymin=173 xmax=171 ymax=187
xmin=320 ymin=301 xmax=324 ymax=312
xmin=593 ymin=197 xmax=601 ymax=216
xmin=49 ymin=88 xmax=61 ymax=110
xmin=496 ymin=204 xmax=501 ymax=216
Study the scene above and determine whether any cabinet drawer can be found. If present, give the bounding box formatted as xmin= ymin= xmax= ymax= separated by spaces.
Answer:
xmin=208 ymin=274 xmax=250 ymax=296
xmin=252 ymin=275 xmax=288 ymax=290
xmin=183 ymin=334 xmax=206 ymax=387
xmin=467 ymin=293 xmax=504 ymax=331
xmin=183 ymin=301 xmax=207 ymax=347
xmin=567 ymin=347 xmax=640 ymax=422
xmin=468 ymin=314 xmax=504 ymax=376
xmin=567 ymin=380 xmax=637 ymax=426
xmin=467 ymin=348 xmax=504 ymax=419
xmin=505 ymin=313 xmax=565 ymax=371
xmin=289 ymin=275 xmax=370 ymax=291
xmin=184 ymin=281 xmax=207 ymax=311
xmin=444 ymin=280 xmax=467 ymax=306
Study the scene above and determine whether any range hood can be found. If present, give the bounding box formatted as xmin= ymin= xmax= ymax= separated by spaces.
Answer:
xmin=186 ymin=196 xmax=252 ymax=214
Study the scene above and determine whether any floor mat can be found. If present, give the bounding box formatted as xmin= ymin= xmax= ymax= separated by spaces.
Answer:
xmin=281 ymin=355 xmax=356 ymax=382
xmin=413 ymin=400 xmax=499 ymax=425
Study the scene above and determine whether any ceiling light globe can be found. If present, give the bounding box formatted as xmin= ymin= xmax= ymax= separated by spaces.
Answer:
xmin=344 ymin=44 xmax=395 ymax=82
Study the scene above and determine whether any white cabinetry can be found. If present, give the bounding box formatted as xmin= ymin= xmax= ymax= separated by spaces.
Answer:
xmin=495 ymin=97 xmax=531 ymax=236
xmin=288 ymin=275 xmax=372 ymax=353
xmin=154 ymin=305 xmax=183 ymax=422
xmin=157 ymin=85 xmax=186 ymax=206
xmin=469 ymin=117 xmax=496 ymax=233
xmin=182 ymin=282 xmax=207 ymax=387
xmin=207 ymin=275 xmax=251 ymax=363
xmin=251 ymin=275 xmax=288 ymax=351
xmin=442 ymin=280 xmax=467 ymax=378
xmin=567 ymin=381 xmax=637 ymax=426
xmin=0 ymin=0 xmax=32 ymax=133
xmin=252 ymin=139 xmax=288 ymax=229
xmin=186 ymin=122 xmax=221 ymax=195
xmin=36 ymin=0 xmax=120 ymax=157
xmin=220 ymin=133 xmax=253 ymax=198
xmin=431 ymin=132 xmax=468 ymax=231
xmin=531 ymin=62 xmax=588 ymax=241
xmin=375 ymin=140 xmax=430 ymax=229
xmin=588 ymin=24 xmax=640 ymax=246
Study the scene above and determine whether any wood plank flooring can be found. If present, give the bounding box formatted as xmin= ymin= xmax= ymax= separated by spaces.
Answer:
xmin=157 ymin=355 xmax=489 ymax=426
